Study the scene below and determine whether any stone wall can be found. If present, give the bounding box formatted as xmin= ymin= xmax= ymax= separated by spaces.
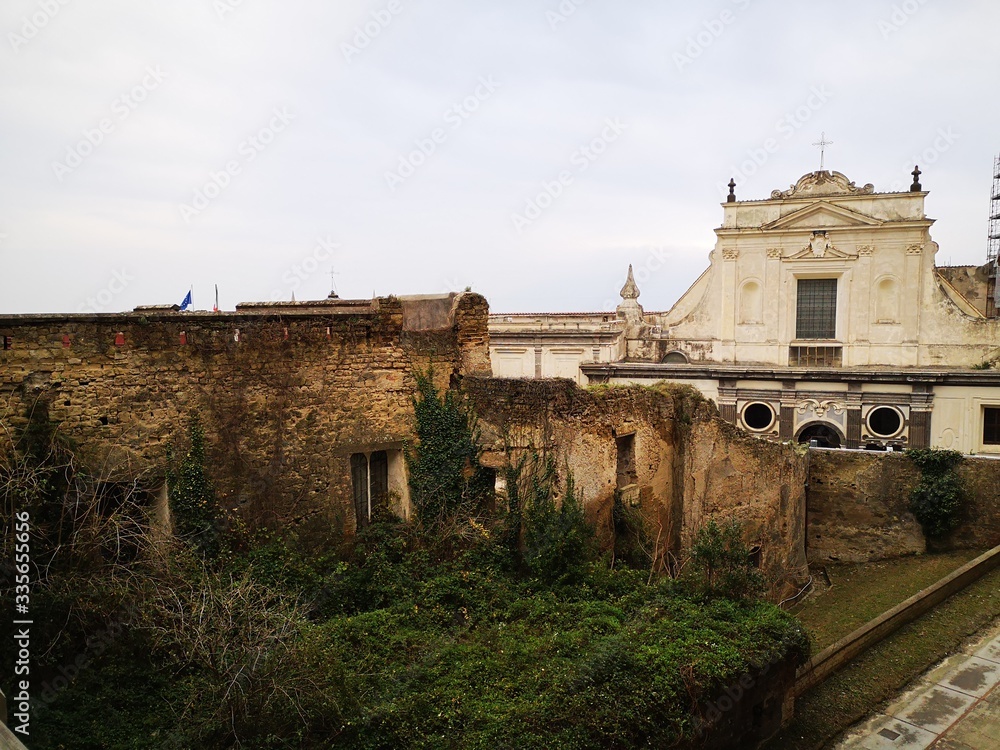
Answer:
xmin=0 ymin=293 xmax=490 ymax=540
xmin=806 ymin=450 xmax=1000 ymax=563
xmin=936 ymin=265 xmax=991 ymax=317
xmin=464 ymin=378 xmax=809 ymax=596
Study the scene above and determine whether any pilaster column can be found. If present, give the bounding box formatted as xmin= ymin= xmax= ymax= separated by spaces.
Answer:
xmin=779 ymin=380 xmax=797 ymax=440
xmin=910 ymin=384 xmax=934 ymax=448
xmin=845 ymin=384 xmax=863 ymax=449
xmin=719 ymin=378 xmax=738 ymax=425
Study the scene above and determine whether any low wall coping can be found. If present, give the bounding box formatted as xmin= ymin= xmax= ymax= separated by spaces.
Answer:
xmin=794 ymin=544 xmax=1000 ymax=696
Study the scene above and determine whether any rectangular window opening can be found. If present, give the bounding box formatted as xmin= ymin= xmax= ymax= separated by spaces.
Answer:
xmin=352 ymin=449 xmax=408 ymax=528
xmin=615 ymin=434 xmax=637 ymax=489
xmin=788 ymin=346 xmax=842 ymax=367
xmin=984 ymin=408 xmax=1000 ymax=445
xmin=796 ymin=278 xmax=838 ymax=340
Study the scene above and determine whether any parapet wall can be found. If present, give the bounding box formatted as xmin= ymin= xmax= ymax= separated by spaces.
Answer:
xmin=806 ymin=449 xmax=1000 ymax=563
xmin=0 ymin=293 xmax=490 ymax=538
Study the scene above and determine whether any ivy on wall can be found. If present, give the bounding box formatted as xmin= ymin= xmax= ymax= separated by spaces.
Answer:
xmin=167 ymin=417 xmax=220 ymax=556
xmin=406 ymin=372 xmax=493 ymax=529
xmin=907 ymin=448 xmax=964 ymax=540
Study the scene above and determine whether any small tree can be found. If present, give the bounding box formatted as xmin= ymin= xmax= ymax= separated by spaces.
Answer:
xmin=685 ymin=519 xmax=764 ymax=601
xmin=509 ymin=453 xmax=595 ymax=585
xmin=167 ymin=417 xmax=219 ymax=556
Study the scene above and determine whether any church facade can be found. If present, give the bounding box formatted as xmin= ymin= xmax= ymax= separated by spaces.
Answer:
xmin=489 ymin=169 xmax=1000 ymax=455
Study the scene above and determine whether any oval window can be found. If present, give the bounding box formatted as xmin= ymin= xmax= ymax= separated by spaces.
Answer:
xmin=868 ymin=406 xmax=903 ymax=438
xmin=743 ymin=402 xmax=775 ymax=431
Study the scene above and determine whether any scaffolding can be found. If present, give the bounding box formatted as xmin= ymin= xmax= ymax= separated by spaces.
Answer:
xmin=989 ymin=155 xmax=1000 ymax=316
xmin=991 ymin=154 xmax=1000 ymax=265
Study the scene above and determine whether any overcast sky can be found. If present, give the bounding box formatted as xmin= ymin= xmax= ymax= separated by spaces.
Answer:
xmin=0 ymin=0 xmax=996 ymax=315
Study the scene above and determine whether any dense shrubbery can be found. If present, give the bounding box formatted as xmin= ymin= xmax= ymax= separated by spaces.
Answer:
xmin=907 ymin=448 xmax=964 ymax=539
xmin=1 ymin=386 xmax=809 ymax=750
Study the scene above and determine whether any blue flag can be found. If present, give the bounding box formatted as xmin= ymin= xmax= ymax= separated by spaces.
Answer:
xmin=180 ymin=290 xmax=193 ymax=311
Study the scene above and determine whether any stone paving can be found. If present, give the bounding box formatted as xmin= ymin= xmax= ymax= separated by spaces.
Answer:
xmin=833 ymin=621 xmax=1000 ymax=749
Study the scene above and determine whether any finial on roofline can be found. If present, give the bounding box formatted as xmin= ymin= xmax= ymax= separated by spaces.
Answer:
xmin=727 ymin=178 xmax=737 ymax=203
xmin=910 ymin=165 xmax=922 ymax=192
xmin=617 ymin=264 xmax=643 ymax=322
xmin=620 ymin=264 xmax=640 ymax=300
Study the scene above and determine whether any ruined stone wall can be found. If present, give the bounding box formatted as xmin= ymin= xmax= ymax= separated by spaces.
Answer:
xmin=464 ymin=378 xmax=809 ymax=595
xmin=806 ymin=450 xmax=1000 ymax=563
xmin=681 ymin=413 xmax=808 ymax=595
xmin=0 ymin=293 xmax=490 ymax=540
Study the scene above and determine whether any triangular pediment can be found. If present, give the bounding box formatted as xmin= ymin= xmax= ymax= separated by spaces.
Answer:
xmin=763 ymin=201 xmax=884 ymax=231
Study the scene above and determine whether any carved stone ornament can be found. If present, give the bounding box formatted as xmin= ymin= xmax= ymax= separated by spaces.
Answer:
xmin=788 ymin=231 xmax=851 ymax=260
xmin=857 ymin=245 xmax=874 ymax=256
xmin=809 ymin=233 xmax=832 ymax=257
xmin=771 ymin=170 xmax=876 ymax=200
xmin=766 ymin=247 xmax=783 ymax=260
xmin=906 ymin=244 xmax=924 ymax=255
xmin=796 ymin=399 xmax=845 ymax=419
xmin=619 ymin=264 xmax=640 ymax=300
xmin=722 ymin=248 xmax=740 ymax=261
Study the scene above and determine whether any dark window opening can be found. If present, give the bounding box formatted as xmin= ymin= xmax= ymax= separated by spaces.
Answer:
xmin=743 ymin=403 xmax=775 ymax=431
xmin=796 ymin=278 xmax=838 ymax=339
xmin=351 ymin=451 xmax=392 ymax=529
xmin=984 ymin=408 xmax=1000 ymax=445
xmin=789 ymin=345 xmax=842 ymax=367
xmin=615 ymin=434 xmax=637 ymax=489
xmin=798 ymin=423 xmax=842 ymax=449
xmin=868 ymin=407 xmax=903 ymax=437
xmin=2 ymin=336 xmax=12 ymax=350
xmin=662 ymin=351 xmax=689 ymax=364
xmin=351 ymin=453 xmax=370 ymax=529
xmin=370 ymin=450 xmax=389 ymax=511
xmin=747 ymin=545 xmax=762 ymax=569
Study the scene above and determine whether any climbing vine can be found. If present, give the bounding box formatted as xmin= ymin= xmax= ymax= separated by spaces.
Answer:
xmin=907 ymin=448 xmax=964 ymax=540
xmin=406 ymin=371 xmax=492 ymax=529
xmin=167 ymin=416 xmax=220 ymax=556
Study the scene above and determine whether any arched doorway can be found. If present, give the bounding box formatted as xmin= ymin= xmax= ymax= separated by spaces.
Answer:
xmin=797 ymin=422 xmax=843 ymax=449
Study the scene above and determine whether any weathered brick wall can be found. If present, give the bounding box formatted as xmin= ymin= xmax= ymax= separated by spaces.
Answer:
xmin=0 ymin=293 xmax=490 ymax=540
xmin=806 ymin=450 xmax=1000 ymax=563
xmin=464 ymin=379 xmax=809 ymax=596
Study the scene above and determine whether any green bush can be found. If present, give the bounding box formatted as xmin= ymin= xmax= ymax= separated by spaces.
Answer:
xmin=683 ymin=519 xmax=764 ymax=602
xmin=907 ymin=448 xmax=964 ymax=539
xmin=518 ymin=457 xmax=595 ymax=585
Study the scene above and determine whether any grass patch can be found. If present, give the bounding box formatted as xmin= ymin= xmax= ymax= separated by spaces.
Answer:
xmin=770 ymin=558 xmax=1000 ymax=750
xmin=793 ymin=550 xmax=984 ymax=650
